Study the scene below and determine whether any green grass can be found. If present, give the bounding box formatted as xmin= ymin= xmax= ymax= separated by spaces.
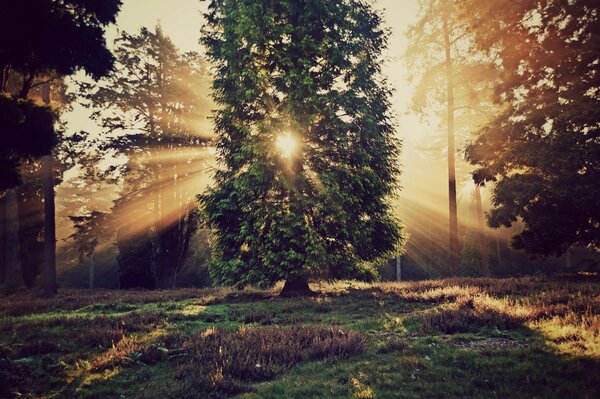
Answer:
xmin=1 ymin=277 xmax=599 ymax=398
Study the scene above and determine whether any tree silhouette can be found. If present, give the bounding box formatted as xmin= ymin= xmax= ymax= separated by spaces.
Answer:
xmin=406 ymin=0 xmax=498 ymax=276
xmin=0 ymin=0 xmax=120 ymax=296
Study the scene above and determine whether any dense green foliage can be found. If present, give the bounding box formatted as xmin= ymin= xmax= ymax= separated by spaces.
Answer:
xmin=201 ymin=0 xmax=401 ymax=289
xmin=0 ymin=97 xmax=56 ymax=190
xmin=0 ymin=0 xmax=121 ymax=189
xmin=463 ymin=0 xmax=600 ymax=256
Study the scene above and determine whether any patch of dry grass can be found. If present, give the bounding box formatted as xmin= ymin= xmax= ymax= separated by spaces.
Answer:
xmin=172 ymin=326 xmax=367 ymax=396
xmin=90 ymin=335 xmax=143 ymax=371
xmin=392 ymin=279 xmax=600 ymax=357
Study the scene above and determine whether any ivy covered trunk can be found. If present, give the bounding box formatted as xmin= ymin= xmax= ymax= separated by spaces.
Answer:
xmin=201 ymin=0 xmax=402 ymax=293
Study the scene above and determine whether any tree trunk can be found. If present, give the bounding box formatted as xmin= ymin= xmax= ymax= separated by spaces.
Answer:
xmin=443 ymin=1 xmax=460 ymax=277
xmin=89 ymin=254 xmax=95 ymax=289
xmin=280 ymin=277 xmax=313 ymax=297
xmin=565 ymin=248 xmax=573 ymax=269
xmin=41 ymin=83 xmax=57 ymax=297
xmin=396 ymin=255 xmax=402 ymax=282
xmin=42 ymin=154 xmax=57 ymax=297
xmin=4 ymin=189 xmax=24 ymax=292
xmin=496 ymin=235 xmax=502 ymax=264
xmin=0 ymin=195 xmax=6 ymax=285
xmin=474 ymin=185 xmax=490 ymax=276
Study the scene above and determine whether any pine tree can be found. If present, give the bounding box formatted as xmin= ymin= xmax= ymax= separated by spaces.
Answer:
xmin=201 ymin=0 xmax=401 ymax=294
xmin=82 ymin=26 xmax=212 ymax=289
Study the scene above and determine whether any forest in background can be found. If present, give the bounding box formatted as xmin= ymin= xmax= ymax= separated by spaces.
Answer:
xmin=1 ymin=0 xmax=599 ymax=294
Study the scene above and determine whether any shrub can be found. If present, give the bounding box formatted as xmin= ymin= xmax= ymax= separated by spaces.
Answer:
xmin=16 ymin=340 xmax=61 ymax=357
xmin=91 ymin=335 xmax=142 ymax=371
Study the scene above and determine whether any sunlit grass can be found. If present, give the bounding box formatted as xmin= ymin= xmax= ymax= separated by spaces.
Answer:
xmin=1 ymin=278 xmax=599 ymax=398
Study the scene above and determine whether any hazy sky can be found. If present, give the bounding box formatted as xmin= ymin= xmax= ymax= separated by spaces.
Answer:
xmin=65 ymin=0 xmax=468 ymax=224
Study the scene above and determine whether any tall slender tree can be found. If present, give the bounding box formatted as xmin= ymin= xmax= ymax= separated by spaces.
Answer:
xmin=474 ymin=184 xmax=490 ymax=276
xmin=202 ymin=0 xmax=401 ymax=295
xmin=407 ymin=0 xmax=462 ymax=275
xmin=407 ymin=0 xmax=504 ymax=276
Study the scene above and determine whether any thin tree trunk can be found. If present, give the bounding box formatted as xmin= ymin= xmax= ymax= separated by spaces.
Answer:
xmin=42 ymin=154 xmax=57 ymax=297
xmin=89 ymin=253 xmax=95 ymax=289
xmin=18 ymin=73 xmax=35 ymax=99
xmin=496 ymin=235 xmax=502 ymax=264
xmin=565 ymin=248 xmax=573 ymax=269
xmin=396 ymin=255 xmax=402 ymax=282
xmin=474 ymin=185 xmax=490 ymax=276
xmin=4 ymin=189 xmax=24 ymax=292
xmin=41 ymin=83 xmax=57 ymax=297
xmin=443 ymin=1 xmax=459 ymax=277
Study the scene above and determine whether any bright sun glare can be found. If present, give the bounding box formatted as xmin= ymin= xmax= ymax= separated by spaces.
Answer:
xmin=275 ymin=132 xmax=298 ymax=158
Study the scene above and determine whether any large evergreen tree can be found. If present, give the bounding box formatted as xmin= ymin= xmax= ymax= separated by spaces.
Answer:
xmin=463 ymin=0 xmax=600 ymax=256
xmin=201 ymin=0 xmax=401 ymax=294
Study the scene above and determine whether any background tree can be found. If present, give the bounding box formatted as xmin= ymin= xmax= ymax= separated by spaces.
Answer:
xmin=69 ymin=211 xmax=111 ymax=289
xmin=202 ymin=0 xmax=401 ymax=295
xmin=464 ymin=0 xmax=600 ymax=256
xmin=406 ymin=0 xmax=498 ymax=276
xmin=82 ymin=26 xmax=213 ymax=289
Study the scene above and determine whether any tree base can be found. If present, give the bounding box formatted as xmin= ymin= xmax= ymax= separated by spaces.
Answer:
xmin=279 ymin=278 xmax=315 ymax=297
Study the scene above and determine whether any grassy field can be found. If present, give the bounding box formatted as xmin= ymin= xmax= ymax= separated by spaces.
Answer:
xmin=1 ymin=277 xmax=599 ymax=398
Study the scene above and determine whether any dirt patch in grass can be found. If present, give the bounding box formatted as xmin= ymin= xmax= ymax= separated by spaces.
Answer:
xmin=452 ymin=337 xmax=526 ymax=352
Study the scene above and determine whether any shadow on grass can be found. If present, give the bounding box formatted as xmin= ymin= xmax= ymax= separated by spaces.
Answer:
xmin=1 ymin=278 xmax=599 ymax=398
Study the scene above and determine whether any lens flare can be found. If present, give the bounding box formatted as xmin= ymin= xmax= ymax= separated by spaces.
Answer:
xmin=275 ymin=132 xmax=298 ymax=158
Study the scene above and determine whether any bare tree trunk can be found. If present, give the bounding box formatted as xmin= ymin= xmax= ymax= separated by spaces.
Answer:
xmin=4 ymin=189 xmax=24 ymax=292
xmin=89 ymin=253 xmax=95 ymax=289
xmin=474 ymin=185 xmax=490 ymax=276
xmin=396 ymin=255 xmax=402 ymax=282
xmin=18 ymin=73 xmax=35 ymax=99
xmin=42 ymin=154 xmax=57 ymax=297
xmin=496 ymin=235 xmax=502 ymax=263
xmin=443 ymin=1 xmax=459 ymax=276
xmin=41 ymin=82 xmax=57 ymax=297
xmin=565 ymin=248 xmax=573 ymax=269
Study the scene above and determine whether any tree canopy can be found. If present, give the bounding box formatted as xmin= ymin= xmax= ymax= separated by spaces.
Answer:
xmin=463 ymin=0 xmax=600 ymax=256
xmin=0 ymin=0 xmax=121 ymax=190
xmin=201 ymin=0 xmax=402 ymax=292
xmin=82 ymin=26 xmax=212 ymax=289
